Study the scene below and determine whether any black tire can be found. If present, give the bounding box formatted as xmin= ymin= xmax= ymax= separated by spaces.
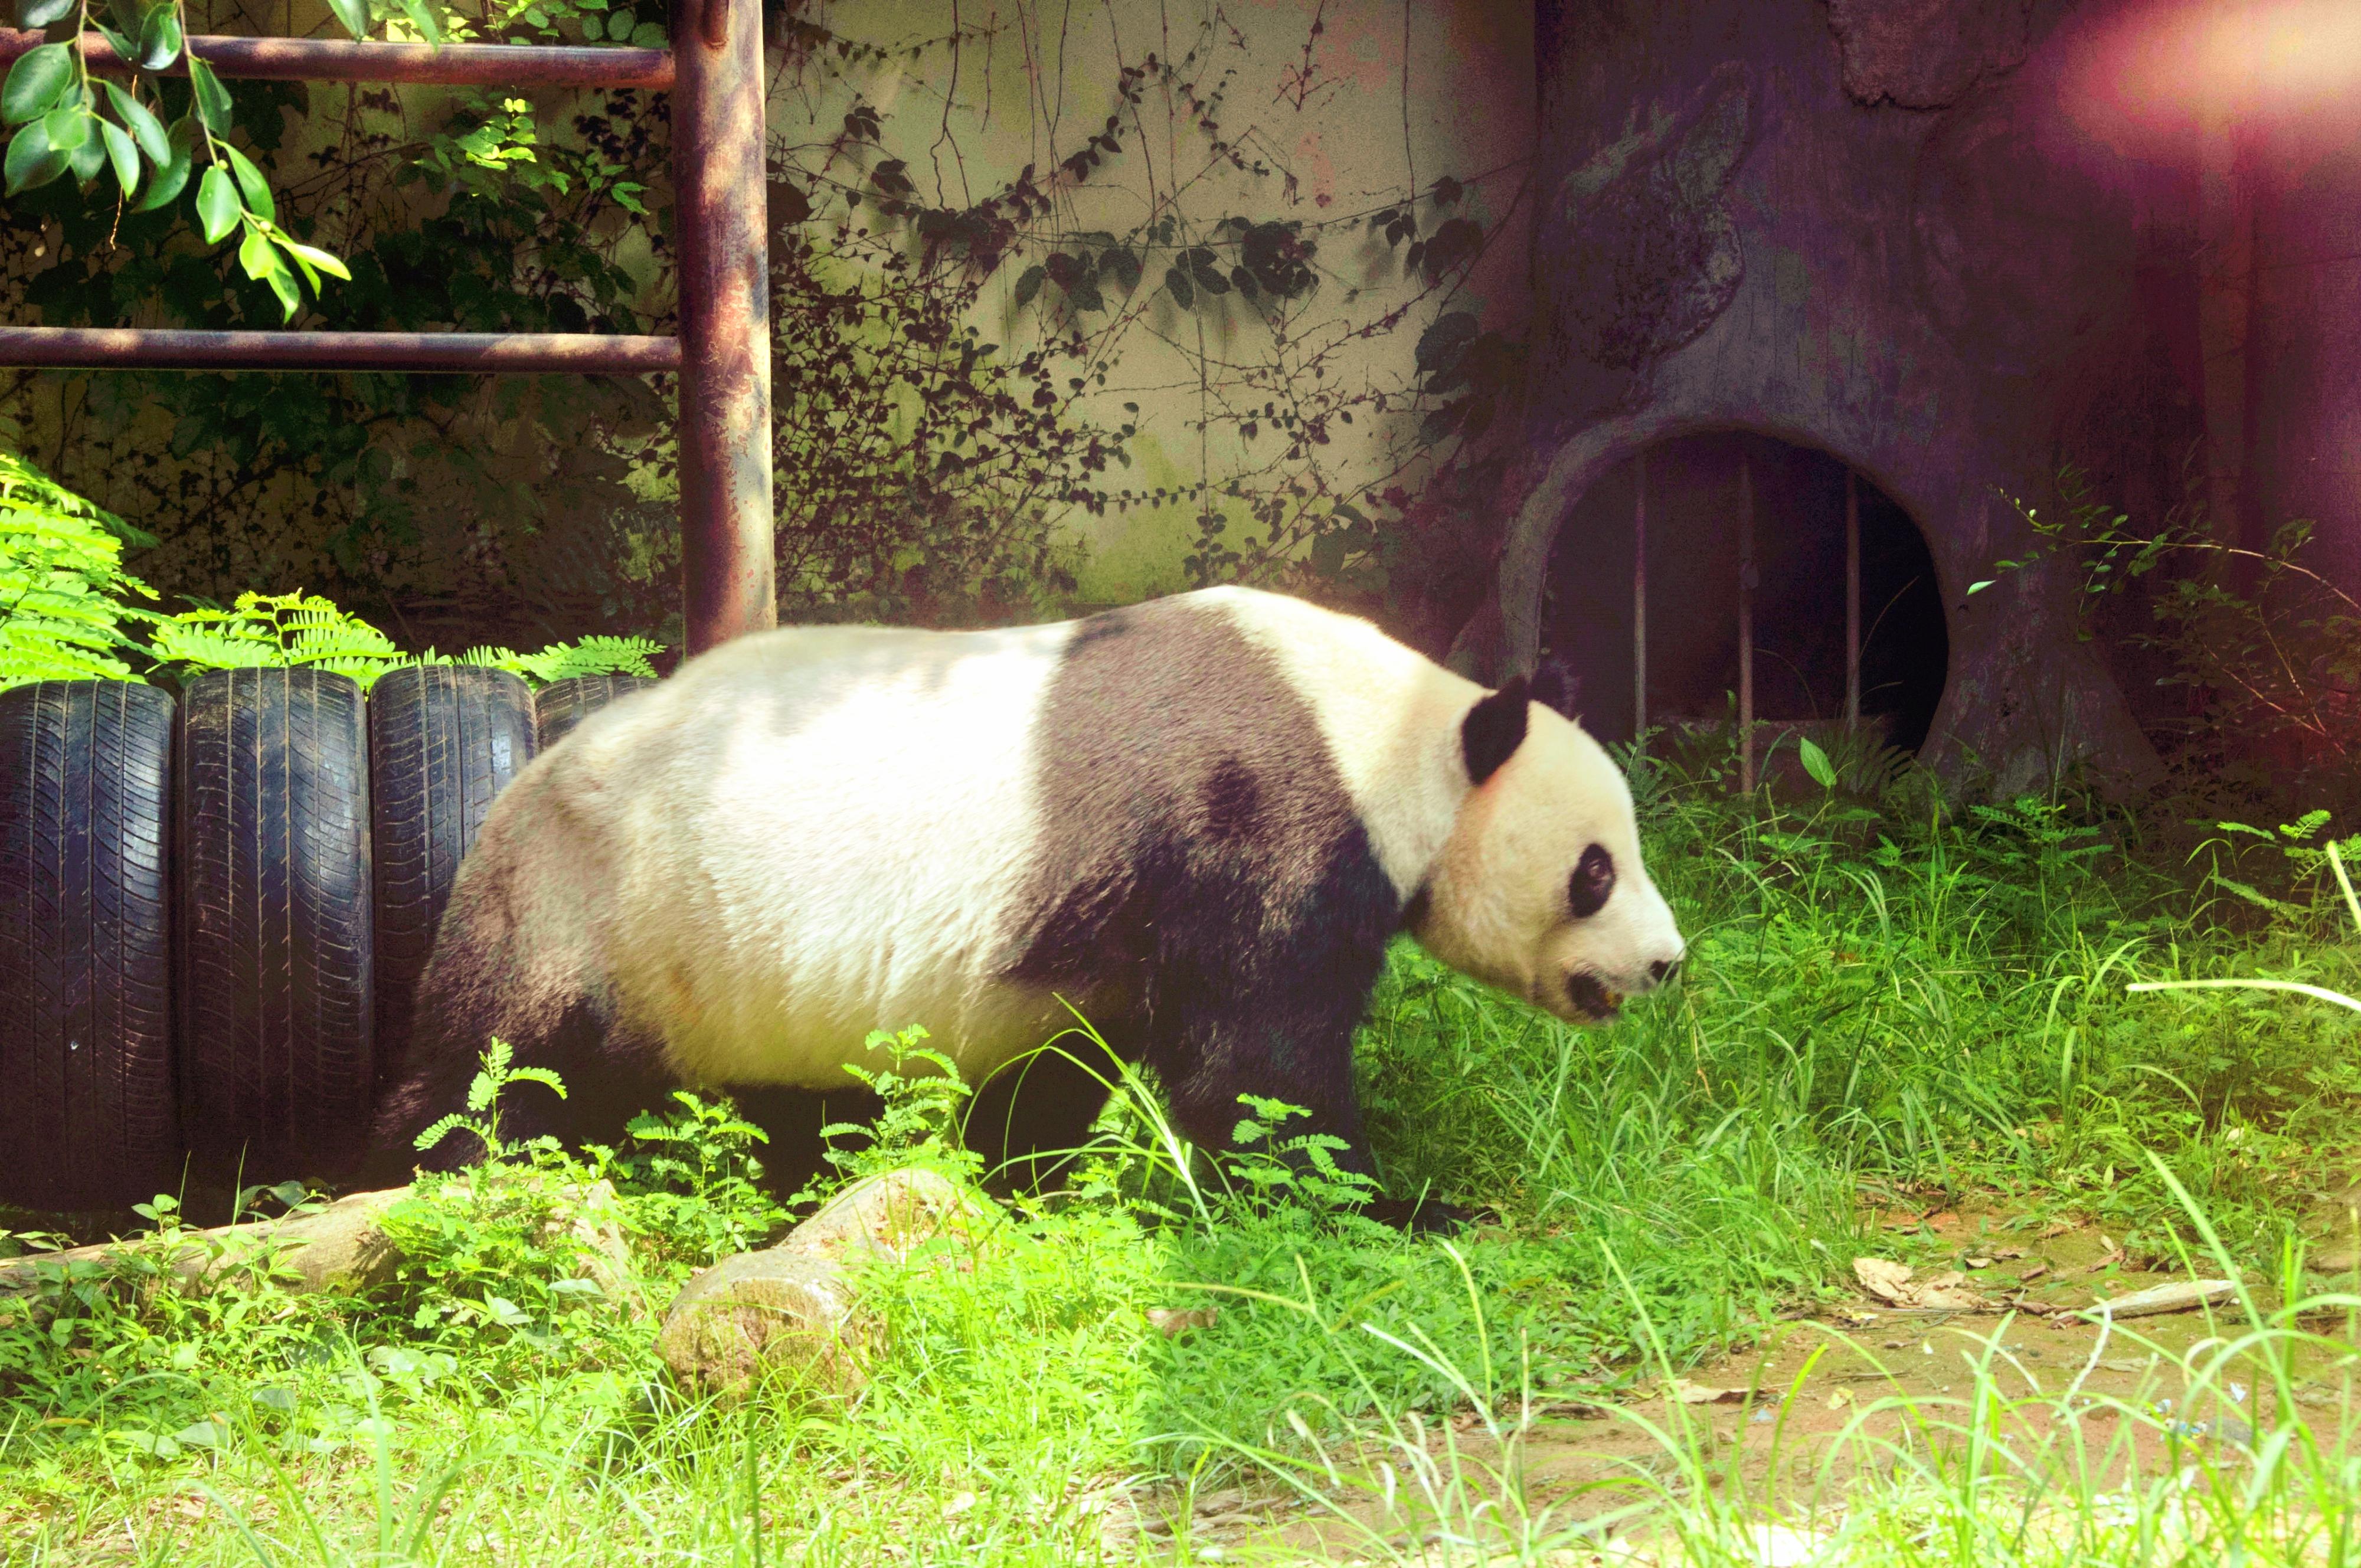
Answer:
xmin=0 ymin=681 xmax=179 ymax=1210
xmin=369 ymin=665 xmax=535 ymax=1092
xmin=176 ymin=668 xmax=374 ymax=1179
xmin=534 ymin=674 xmax=654 ymax=751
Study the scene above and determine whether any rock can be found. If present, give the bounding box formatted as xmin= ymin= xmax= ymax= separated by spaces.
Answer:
xmin=1549 ymin=64 xmax=1754 ymax=372
xmin=655 ymin=1167 xmax=990 ymax=1401
xmin=0 ymin=1187 xmax=410 ymax=1298
xmin=773 ymin=1166 xmax=984 ymax=1263
xmin=1824 ymin=0 xmax=2034 ymax=111
xmin=1853 ymin=1256 xmax=1914 ymax=1304
xmin=1147 ymin=1305 xmax=1219 ymax=1338
xmin=1850 ymin=1254 xmax=1992 ymax=1312
xmin=653 ymin=1248 xmax=873 ymax=1401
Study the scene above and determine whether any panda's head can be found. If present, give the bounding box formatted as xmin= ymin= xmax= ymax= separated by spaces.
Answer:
xmin=1408 ymin=663 xmax=1685 ymax=1024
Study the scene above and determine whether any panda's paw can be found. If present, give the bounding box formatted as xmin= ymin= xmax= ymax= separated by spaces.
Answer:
xmin=1363 ymin=1194 xmax=1483 ymax=1234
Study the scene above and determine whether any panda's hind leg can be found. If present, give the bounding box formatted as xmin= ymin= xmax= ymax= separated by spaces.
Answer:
xmin=712 ymin=1081 xmax=884 ymax=1200
xmin=365 ymin=852 xmax=669 ymax=1178
xmin=966 ymin=1032 xmax=1135 ymax=1195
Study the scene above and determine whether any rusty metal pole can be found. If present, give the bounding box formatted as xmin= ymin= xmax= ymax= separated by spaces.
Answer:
xmin=673 ymin=0 xmax=774 ymax=654
xmin=1738 ymin=455 xmax=1755 ymax=794
xmin=1632 ymin=450 xmax=1647 ymax=749
xmin=1845 ymin=468 xmax=1861 ymax=728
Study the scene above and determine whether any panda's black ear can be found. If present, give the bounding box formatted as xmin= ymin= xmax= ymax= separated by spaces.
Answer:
xmin=1461 ymin=676 xmax=1531 ymax=785
xmin=1531 ymin=658 xmax=1580 ymax=719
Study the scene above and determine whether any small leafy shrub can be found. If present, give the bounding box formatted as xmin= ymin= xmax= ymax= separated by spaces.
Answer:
xmin=1986 ymin=466 xmax=2361 ymax=794
xmin=1217 ymin=1094 xmax=1384 ymax=1223
xmin=803 ymin=1025 xmax=983 ymax=1197
xmin=593 ymin=1091 xmax=789 ymax=1276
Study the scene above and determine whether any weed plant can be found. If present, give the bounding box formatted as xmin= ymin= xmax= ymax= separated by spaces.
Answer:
xmin=5 ymin=736 xmax=2361 ymax=1563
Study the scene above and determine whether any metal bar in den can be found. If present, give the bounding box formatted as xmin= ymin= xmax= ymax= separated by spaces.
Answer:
xmin=1738 ymin=453 xmax=1755 ymax=795
xmin=1845 ymin=467 xmax=1862 ymax=728
xmin=1632 ymin=448 xmax=1647 ymax=748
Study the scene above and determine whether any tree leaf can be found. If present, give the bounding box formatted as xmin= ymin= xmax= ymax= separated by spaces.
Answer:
xmin=394 ymin=0 xmax=442 ymax=45
xmin=1415 ymin=310 xmax=1479 ymax=375
xmin=1417 ymin=401 xmax=1466 ymax=446
xmin=100 ymin=81 xmax=168 ymax=163
xmin=223 ymin=142 xmax=273 ymax=221
xmin=1011 ymin=264 xmax=1044 ymax=308
xmin=279 ymin=238 xmax=350 ymax=281
xmin=1163 ymin=264 xmax=1192 ymax=309
xmin=15 ymin=0 xmax=71 ymax=25
xmin=265 ymin=263 xmax=300 ymax=320
xmin=187 ymin=57 xmax=231 ymax=135
xmin=2 ymin=43 xmax=71 ymax=127
xmin=195 ymin=164 xmax=239 ymax=243
xmin=1420 ymin=216 xmax=1482 ymax=282
xmin=40 ymin=102 xmax=87 ymax=152
xmin=64 ymin=119 xmax=103 ymax=183
xmin=2 ymin=117 xmax=65 ymax=194
xmin=100 ymin=116 xmax=136 ymax=194
xmin=1100 ymin=246 xmax=1140 ymax=290
xmin=136 ymin=4 xmax=182 ymax=70
xmin=325 ymin=0 xmax=369 ymax=38
xmin=237 ymin=225 xmax=276 ymax=280
xmin=130 ymin=120 xmax=191 ymax=211
xmin=1798 ymin=736 xmax=1837 ymax=790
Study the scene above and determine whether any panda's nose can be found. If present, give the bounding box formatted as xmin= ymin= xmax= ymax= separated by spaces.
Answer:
xmin=1648 ymin=957 xmax=1680 ymax=987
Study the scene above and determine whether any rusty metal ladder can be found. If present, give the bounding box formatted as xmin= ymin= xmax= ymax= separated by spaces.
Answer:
xmin=0 ymin=5 xmax=773 ymax=652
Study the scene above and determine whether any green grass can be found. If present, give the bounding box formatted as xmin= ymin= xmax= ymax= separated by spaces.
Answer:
xmin=8 ymin=742 xmax=2361 ymax=1564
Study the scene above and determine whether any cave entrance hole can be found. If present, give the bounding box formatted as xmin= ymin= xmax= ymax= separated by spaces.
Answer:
xmin=1541 ymin=431 xmax=1950 ymax=765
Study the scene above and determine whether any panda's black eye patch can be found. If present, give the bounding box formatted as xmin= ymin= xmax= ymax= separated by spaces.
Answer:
xmin=1569 ymin=843 xmax=1616 ymax=919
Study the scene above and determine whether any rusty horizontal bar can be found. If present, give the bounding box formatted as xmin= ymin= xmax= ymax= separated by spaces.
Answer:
xmin=0 ymin=328 xmax=681 ymax=374
xmin=0 ymin=29 xmax=672 ymax=88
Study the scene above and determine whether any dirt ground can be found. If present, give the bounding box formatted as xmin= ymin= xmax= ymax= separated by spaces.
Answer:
xmin=1121 ymin=1212 xmax=2361 ymax=1564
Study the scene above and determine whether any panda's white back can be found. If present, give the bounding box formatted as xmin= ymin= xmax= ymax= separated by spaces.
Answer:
xmin=516 ymin=618 xmax=1085 ymax=1087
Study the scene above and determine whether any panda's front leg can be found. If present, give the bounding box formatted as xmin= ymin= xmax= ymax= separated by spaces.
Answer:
xmin=1152 ymin=1000 xmax=1467 ymax=1233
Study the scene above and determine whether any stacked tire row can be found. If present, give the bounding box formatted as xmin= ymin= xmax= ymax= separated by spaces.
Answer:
xmin=0 ymin=669 xmax=653 ymax=1210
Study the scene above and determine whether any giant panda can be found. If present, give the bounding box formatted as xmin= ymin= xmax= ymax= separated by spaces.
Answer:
xmin=368 ymin=587 xmax=1685 ymax=1222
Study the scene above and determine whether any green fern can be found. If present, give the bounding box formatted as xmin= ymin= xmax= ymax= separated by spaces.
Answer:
xmin=0 ymin=460 xmax=668 ymax=696
xmin=0 ymin=452 xmax=161 ymax=692
xmin=153 ymin=593 xmax=662 ymax=692
xmin=438 ymin=633 xmax=661 ymax=685
xmin=148 ymin=591 xmax=410 ymax=689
